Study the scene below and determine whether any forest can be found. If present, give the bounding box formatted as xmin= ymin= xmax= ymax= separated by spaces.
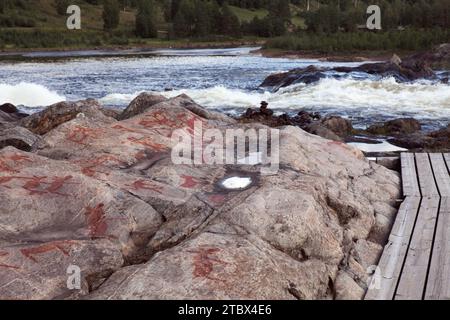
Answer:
xmin=0 ymin=0 xmax=449 ymax=51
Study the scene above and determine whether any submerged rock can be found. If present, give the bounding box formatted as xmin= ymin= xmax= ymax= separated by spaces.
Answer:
xmin=0 ymin=94 xmax=400 ymax=300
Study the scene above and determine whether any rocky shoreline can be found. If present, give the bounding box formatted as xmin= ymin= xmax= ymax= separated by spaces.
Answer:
xmin=238 ymin=105 xmax=450 ymax=155
xmin=0 ymin=93 xmax=400 ymax=300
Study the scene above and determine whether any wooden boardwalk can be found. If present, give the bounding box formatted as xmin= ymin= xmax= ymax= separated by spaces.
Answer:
xmin=366 ymin=153 xmax=450 ymax=300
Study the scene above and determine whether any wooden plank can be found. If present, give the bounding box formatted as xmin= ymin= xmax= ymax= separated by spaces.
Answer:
xmin=415 ymin=153 xmax=439 ymax=197
xmin=430 ymin=154 xmax=450 ymax=197
xmin=395 ymin=197 xmax=440 ymax=300
xmin=365 ymin=197 xmax=421 ymax=300
xmin=444 ymin=154 xmax=450 ymax=173
xmin=425 ymin=197 xmax=450 ymax=299
xmin=401 ymin=153 xmax=420 ymax=197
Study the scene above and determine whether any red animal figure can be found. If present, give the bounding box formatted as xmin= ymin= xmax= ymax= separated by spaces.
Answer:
xmin=188 ymin=248 xmax=228 ymax=282
xmin=127 ymin=180 xmax=164 ymax=194
xmin=22 ymin=176 xmax=48 ymax=195
xmin=22 ymin=176 xmax=76 ymax=196
xmin=78 ymin=155 xmax=124 ymax=177
xmin=127 ymin=137 xmax=167 ymax=152
xmin=0 ymin=251 xmax=20 ymax=270
xmin=20 ymin=241 xmax=75 ymax=263
xmin=85 ymin=204 xmax=108 ymax=238
xmin=8 ymin=154 xmax=32 ymax=163
xmin=66 ymin=126 xmax=101 ymax=145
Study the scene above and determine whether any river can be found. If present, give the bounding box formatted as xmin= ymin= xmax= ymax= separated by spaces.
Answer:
xmin=1 ymin=47 xmax=449 ymax=130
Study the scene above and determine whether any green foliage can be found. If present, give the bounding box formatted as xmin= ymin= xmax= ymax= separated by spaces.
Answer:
xmin=135 ymin=0 xmax=158 ymax=38
xmin=103 ymin=0 xmax=120 ymax=30
xmin=265 ymin=28 xmax=450 ymax=52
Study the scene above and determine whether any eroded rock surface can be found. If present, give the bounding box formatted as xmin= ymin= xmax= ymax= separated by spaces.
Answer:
xmin=0 ymin=93 xmax=400 ymax=300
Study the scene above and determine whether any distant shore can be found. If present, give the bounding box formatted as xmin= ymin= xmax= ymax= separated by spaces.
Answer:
xmin=0 ymin=40 xmax=405 ymax=63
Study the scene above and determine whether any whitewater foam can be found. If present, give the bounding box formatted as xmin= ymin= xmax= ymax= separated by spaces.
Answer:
xmin=0 ymin=82 xmax=65 ymax=107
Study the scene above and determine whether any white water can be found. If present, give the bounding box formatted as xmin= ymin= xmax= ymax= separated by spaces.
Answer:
xmin=0 ymin=82 xmax=65 ymax=107
xmin=98 ymin=77 xmax=450 ymax=121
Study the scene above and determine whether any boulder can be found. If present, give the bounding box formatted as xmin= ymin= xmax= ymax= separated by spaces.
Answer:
xmin=19 ymin=99 xmax=113 ymax=135
xmin=0 ymin=124 xmax=40 ymax=151
xmin=118 ymin=93 xmax=168 ymax=120
xmin=367 ymin=118 xmax=421 ymax=135
xmin=0 ymin=95 xmax=401 ymax=300
xmin=321 ymin=116 xmax=353 ymax=138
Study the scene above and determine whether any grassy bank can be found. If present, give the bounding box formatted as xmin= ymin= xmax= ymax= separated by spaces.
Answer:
xmin=265 ymin=29 xmax=450 ymax=53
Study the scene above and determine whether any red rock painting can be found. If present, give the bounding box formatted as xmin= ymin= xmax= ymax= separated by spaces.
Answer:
xmin=85 ymin=204 xmax=108 ymax=238
xmin=188 ymin=248 xmax=228 ymax=282
xmin=22 ymin=176 xmax=75 ymax=196
xmin=66 ymin=126 xmax=102 ymax=145
xmin=127 ymin=179 xmax=164 ymax=194
xmin=77 ymin=155 xmax=124 ymax=177
xmin=20 ymin=241 xmax=75 ymax=263
xmin=180 ymin=175 xmax=202 ymax=189
xmin=0 ymin=251 xmax=20 ymax=270
xmin=127 ymin=137 xmax=167 ymax=152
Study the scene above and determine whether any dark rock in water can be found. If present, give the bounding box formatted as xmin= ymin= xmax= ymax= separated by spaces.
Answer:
xmin=367 ymin=118 xmax=421 ymax=135
xmin=0 ymin=104 xmax=28 ymax=122
xmin=118 ymin=93 xmax=168 ymax=120
xmin=19 ymin=99 xmax=113 ymax=135
xmin=260 ymin=66 xmax=327 ymax=89
xmin=261 ymin=44 xmax=450 ymax=91
xmin=0 ymin=123 xmax=40 ymax=151
xmin=389 ymin=124 xmax=450 ymax=151
xmin=0 ymin=103 xmax=19 ymax=114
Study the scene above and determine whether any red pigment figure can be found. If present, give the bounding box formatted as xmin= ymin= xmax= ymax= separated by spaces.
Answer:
xmin=208 ymin=194 xmax=227 ymax=205
xmin=139 ymin=111 xmax=179 ymax=129
xmin=79 ymin=155 xmax=124 ymax=177
xmin=0 ymin=159 xmax=19 ymax=173
xmin=188 ymin=248 xmax=228 ymax=282
xmin=20 ymin=241 xmax=75 ymax=263
xmin=8 ymin=154 xmax=32 ymax=163
xmin=127 ymin=179 xmax=164 ymax=194
xmin=180 ymin=175 xmax=202 ymax=189
xmin=66 ymin=126 xmax=101 ymax=145
xmin=127 ymin=137 xmax=167 ymax=152
xmin=0 ymin=251 xmax=20 ymax=270
xmin=84 ymin=204 xmax=109 ymax=238
xmin=22 ymin=176 xmax=75 ymax=196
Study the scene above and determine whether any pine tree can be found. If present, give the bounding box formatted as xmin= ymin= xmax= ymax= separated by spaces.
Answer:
xmin=135 ymin=0 xmax=158 ymax=38
xmin=103 ymin=0 xmax=120 ymax=30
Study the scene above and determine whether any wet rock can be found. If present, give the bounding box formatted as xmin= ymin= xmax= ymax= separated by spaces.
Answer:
xmin=260 ymin=65 xmax=327 ymax=90
xmin=0 ymin=95 xmax=400 ymax=300
xmin=388 ymin=124 xmax=450 ymax=151
xmin=0 ymin=103 xmax=19 ymax=114
xmin=118 ymin=93 xmax=168 ymax=120
xmin=367 ymin=118 xmax=421 ymax=135
xmin=19 ymin=99 xmax=114 ymax=135
xmin=261 ymin=44 xmax=450 ymax=91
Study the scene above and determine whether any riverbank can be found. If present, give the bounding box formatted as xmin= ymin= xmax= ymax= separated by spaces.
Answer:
xmin=0 ymin=38 xmax=266 ymax=61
